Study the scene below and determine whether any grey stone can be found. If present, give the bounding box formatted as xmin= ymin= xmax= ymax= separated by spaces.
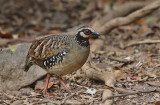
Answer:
xmin=0 ymin=43 xmax=47 ymax=92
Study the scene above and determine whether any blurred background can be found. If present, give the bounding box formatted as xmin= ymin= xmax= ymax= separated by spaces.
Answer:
xmin=0 ymin=0 xmax=160 ymax=105
xmin=0 ymin=0 xmax=105 ymax=39
xmin=0 ymin=0 xmax=159 ymax=48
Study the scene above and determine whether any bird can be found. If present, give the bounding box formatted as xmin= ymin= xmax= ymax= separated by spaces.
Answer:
xmin=24 ymin=26 xmax=100 ymax=95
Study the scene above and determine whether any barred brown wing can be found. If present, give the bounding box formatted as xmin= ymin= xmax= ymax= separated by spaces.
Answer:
xmin=29 ymin=35 xmax=70 ymax=60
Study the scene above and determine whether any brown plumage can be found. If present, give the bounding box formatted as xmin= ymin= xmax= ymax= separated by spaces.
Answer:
xmin=24 ymin=26 xmax=100 ymax=95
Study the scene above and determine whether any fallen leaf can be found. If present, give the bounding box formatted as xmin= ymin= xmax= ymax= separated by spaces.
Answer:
xmin=132 ymin=76 xmax=141 ymax=80
xmin=10 ymin=47 xmax=16 ymax=52
xmin=49 ymin=93 xmax=56 ymax=97
xmin=101 ymin=89 xmax=113 ymax=105
xmin=155 ymin=101 xmax=160 ymax=105
xmin=136 ymin=19 xmax=146 ymax=25
xmin=87 ymin=88 xmax=97 ymax=95
xmin=30 ymin=91 xmax=42 ymax=97
xmin=114 ymin=70 xmax=126 ymax=80
xmin=0 ymin=31 xmax=13 ymax=38
xmin=147 ymin=81 xmax=160 ymax=87
xmin=35 ymin=81 xmax=54 ymax=90
xmin=0 ymin=38 xmax=15 ymax=46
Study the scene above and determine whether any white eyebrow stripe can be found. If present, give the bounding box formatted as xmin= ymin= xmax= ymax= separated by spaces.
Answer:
xmin=78 ymin=27 xmax=95 ymax=32
xmin=90 ymin=28 xmax=95 ymax=32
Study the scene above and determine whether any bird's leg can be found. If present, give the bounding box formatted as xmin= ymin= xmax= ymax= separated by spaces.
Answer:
xmin=58 ymin=78 xmax=72 ymax=93
xmin=42 ymin=74 xmax=50 ymax=95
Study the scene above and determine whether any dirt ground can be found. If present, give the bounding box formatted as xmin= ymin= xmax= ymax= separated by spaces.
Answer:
xmin=0 ymin=0 xmax=160 ymax=105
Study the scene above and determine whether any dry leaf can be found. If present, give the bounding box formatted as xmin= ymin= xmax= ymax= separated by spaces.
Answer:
xmin=86 ymin=88 xmax=97 ymax=96
xmin=136 ymin=19 xmax=146 ymax=25
xmin=10 ymin=47 xmax=16 ymax=52
xmin=100 ymin=89 xmax=113 ymax=105
xmin=0 ymin=31 xmax=13 ymax=38
xmin=35 ymin=81 xmax=54 ymax=90
xmin=114 ymin=70 xmax=126 ymax=80
xmin=147 ymin=81 xmax=160 ymax=87
xmin=155 ymin=101 xmax=160 ymax=105
xmin=0 ymin=38 xmax=15 ymax=46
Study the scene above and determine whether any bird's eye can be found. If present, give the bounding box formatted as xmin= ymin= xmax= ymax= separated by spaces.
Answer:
xmin=83 ymin=29 xmax=92 ymax=35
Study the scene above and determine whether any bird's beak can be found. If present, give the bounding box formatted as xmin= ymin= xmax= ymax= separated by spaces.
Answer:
xmin=92 ymin=31 xmax=100 ymax=38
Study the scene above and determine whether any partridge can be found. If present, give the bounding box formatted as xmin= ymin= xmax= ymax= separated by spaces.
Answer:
xmin=24 ymin=26 xmax=100 ymax=95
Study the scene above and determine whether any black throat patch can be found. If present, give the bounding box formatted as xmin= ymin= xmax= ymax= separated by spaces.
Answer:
xmin=76 ymin=32 xmax=89 ymax=47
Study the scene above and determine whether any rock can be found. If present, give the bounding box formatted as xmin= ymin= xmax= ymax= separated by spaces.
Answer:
xmin=0 ymin=43 xmax=47 ymax=92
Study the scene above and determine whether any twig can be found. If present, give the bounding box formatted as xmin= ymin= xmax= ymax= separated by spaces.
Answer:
xmin=3 ymin=92 xmax=15 ymax=99
xmin=61 ymin=90 xmax=84 ymax=104
xmin=108 ymin=56 xmax=133 ymax=63
xmin=89 ymin=61 xmax=103 ymax=71
xmin=98 ymin=0 xmax=160 ymax=34
xmin=101 ymin=89 xmax=160 ymax=103
xmin=92 ymin=1 xmax=149 ymax=28
xmin=124 ymin=39 xmax=160 ymax=48
xmin=65 ymin=100 xmax=84 ymax=105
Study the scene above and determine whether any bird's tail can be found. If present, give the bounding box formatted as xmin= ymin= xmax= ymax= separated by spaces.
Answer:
xmin=24 ymin=55 xmax=32 ymax=72
xmin=24 ymin=64 xmax=32 ymax=71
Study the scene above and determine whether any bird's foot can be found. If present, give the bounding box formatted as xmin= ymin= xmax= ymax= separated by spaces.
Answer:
xmin=42 ymin=87 xmax=49 ymax=95
xmin=58 ymin=78 xmax=72 ymax=93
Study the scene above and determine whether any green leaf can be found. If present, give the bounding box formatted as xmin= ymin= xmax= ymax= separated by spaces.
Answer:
xmin=10 ymin=47 xmax=16 ymax=52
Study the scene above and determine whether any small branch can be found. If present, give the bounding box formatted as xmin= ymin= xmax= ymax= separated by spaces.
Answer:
xmin=108 ymin=56 xmax=133 ymax=63
xmin=3 ymin=92 xmax=15 ymax=99
xmin=92 ymin=1 xmax=149 ymax=29
xmin=125 ymin=39 xmax=160 ymax=48
xmin=61 ymin=90 xmax=84 ymax=104
xmin=99 ymin=0 xmax=160 ymax=34
xmin=81 ymin=62 xmax=116 ymax=87
xmin=101 ymin=89 xmax=160 ymax=103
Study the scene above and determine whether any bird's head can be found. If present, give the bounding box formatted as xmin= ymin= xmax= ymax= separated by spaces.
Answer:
xmin=77 ymin=26 xmax=100 ymax=39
